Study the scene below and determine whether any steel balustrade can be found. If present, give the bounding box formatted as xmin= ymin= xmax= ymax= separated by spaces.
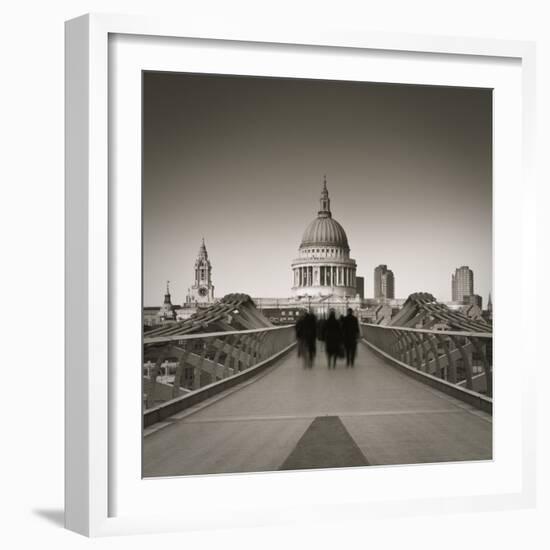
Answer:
xmin=360 ymin=323 xmax=493 ymax=398
xmin=143 ymin=324 xmax=296 ymax=411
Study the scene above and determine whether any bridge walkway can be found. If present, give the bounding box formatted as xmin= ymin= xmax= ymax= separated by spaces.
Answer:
xmin=143 ymin=341 xmax=492 ymax=477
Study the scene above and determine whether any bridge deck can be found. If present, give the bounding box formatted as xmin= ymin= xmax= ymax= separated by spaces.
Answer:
xmin=143 ymin=342 xmax=492 ymax=477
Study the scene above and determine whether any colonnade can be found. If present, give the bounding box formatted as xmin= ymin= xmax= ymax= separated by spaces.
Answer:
xmin=293 ymin=265 xmax=356 ymax=288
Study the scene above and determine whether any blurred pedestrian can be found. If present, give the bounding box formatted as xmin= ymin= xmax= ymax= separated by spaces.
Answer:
xmin=342 ymin=308 xmax=360 ymax=367
xmin=295 ymin=311 xmax=307 ymax=361
xmin=323 ymin=309 xmax=342 ymax=368
xmin=302 ymin=311 xmax=317 ymax=368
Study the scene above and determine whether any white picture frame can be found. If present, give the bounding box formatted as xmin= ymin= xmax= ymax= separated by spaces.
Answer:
xmin=65 ymin=13 xmax=537 ymax=537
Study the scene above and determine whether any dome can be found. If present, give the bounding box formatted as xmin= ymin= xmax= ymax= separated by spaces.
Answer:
xmin=301 ymin=216 xmax=349 ymax=249
xmin=299 ymin=177 xmax=349 ymax=249
xmin=292 ymin=178 xmax=357 ymax=299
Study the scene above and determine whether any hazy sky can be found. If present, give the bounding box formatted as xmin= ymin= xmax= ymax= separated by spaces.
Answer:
xmin=143 ymin=72 xmax=492 ymax=306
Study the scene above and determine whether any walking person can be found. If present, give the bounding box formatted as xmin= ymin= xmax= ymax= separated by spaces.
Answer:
xmin=323 ymin=309 xmax=342 ymax=369
xmin=295 ymin=311 xmax=307 ymax=366
xmin=303 ymin=311 xmax=317 ymax=368
xmin=342 ymin=308 xmax=360 ymax=367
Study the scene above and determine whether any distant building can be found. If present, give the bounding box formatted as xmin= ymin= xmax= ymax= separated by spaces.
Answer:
xmin=259 ymin=307 xmax=308 ymax=325
xmin=186 ymin=238 xmax=215 ymax=305
xmin=374 ymin=264 xmax=395 ymax=300
xmin=143 ymin=306 xmax=161 ymax=328
xmin=482 ymin=292 xmax=493 ymax=323
xmin=158 ymin=281 xmax=177 ymax=321
xmin=288 ymin=177 xmax=362 ymax=315
xmin=451 ymin=266 xmax=474 ymax=302
xmin=464 ymin=294 xmax=483 ymax=309
xmin=356 ymin=276 xmax=365 ymax=299
xmin=144 ymin=239 xmax=216 ymax=328
xmin=291 ymin=177 xmax=358 ymax=299
xmin=143 ymin=282 xmax=177 ymax=328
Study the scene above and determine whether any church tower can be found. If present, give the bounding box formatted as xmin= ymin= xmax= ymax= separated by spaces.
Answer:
xmin=187 ymin=238 xmax=215 ymax=304
xmin=158 ymin=281 xmax=176 ymax=321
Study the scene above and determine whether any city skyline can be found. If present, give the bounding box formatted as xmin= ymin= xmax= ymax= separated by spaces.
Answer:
xmin=143 ymin=72 xmax=492 ymax=307
xmin=147 ymin=240 xmax=490 ymax=307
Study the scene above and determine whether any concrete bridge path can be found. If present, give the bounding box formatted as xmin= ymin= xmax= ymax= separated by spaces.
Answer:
xmin=143 ymin=342 xmax=492 ymax=477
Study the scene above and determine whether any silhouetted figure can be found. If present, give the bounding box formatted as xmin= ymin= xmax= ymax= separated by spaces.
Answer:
xmin=323 ymin=309 xmax=342 ymax=368
xmin=316 ymin=317 xmax=326 ymax=341
xmin=342 ymin=308 xmax=360 ymax=367
xmin=302 ymin=312 xmax=317 ymax=368
xmin=296 ymin=311 xmax=317 ymax=368
xmin=295 ymin=311 xmax=307 ymax=361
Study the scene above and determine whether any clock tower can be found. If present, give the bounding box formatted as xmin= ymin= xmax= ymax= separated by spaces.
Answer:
xmin=186 ymin=238 xmax=215 ymax=305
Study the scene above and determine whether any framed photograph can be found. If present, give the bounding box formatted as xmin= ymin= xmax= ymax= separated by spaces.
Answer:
xmin=65 ymin=13 xmax=536 ymax=536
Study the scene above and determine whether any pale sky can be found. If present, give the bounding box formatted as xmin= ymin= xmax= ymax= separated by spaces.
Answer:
xmin=143 ymin=72 xmax=492 ymax=307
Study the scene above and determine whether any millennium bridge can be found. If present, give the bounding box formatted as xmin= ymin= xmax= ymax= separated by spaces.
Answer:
xmin=143 ymin=293 xmax=492 ymax=477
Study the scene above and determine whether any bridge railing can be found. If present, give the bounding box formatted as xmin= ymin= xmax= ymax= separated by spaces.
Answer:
xmin=360 ymin=323 xmax=493 ymax=398
xmin=143 ymin=325 xmax=296 ymax=414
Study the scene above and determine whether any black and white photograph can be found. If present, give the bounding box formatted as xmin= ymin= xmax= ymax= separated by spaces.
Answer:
xmin=141 ymin=71 xmax=493 ymax=478
xmin=4 ymin=0 xmax=547 ymax=545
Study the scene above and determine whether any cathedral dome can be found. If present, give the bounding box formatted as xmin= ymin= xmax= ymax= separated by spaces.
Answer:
xmin=300 ymin=216 xmax=349 ymax=249
xmin=291 ymin=178 xmax=357 ymax=299
xmin=299 ymin=177 xmax=349 ymax=250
